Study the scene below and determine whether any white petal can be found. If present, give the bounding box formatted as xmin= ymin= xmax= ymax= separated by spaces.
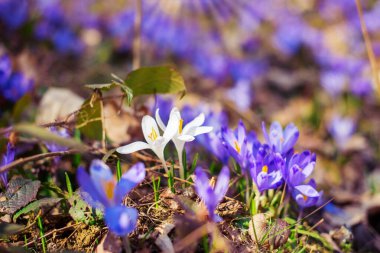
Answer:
xmin=116 ymin=141 xmax=150 ymax=154
xmin=182 ymin=113 xmax=205 ymax=134
xmin=142 ymin=115 xmax=160 ymax=144
xmin=177 ymin=135 xmax=195 ymax=142
xmin=194 ymin=126 xmax=213 ymax=136
xmin=163 ymin=110 xmax=180 ymax=141
xmin=155 ymin=108 xmax=166 ymax=131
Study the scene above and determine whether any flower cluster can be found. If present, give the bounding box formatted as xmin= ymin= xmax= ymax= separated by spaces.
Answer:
xmin=0 ymin=54 xmax=33 ymax=102
xmin=77 ymin=160 xmax=145 ymax=236
xmin=117 ymin=107 xmax=212 ymax=178
xmin=220 ymin=121 xmax=322 ymax=208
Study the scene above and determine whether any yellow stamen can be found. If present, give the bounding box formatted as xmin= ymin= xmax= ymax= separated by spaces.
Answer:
xmin=280 ymin=137 xmax=284 ymax=143
xmin=303 ymin=195 xmax=308 ymax=201
xmin=104 ymin=180 xmax=115 ymax=200
xmin=148 ymin=127 xmax=158 ymax=141
xmin=262 ymin=165 xmax=268 ymax=173
xmin=179 ymin=119 xmax=183 ymax=134
xmin=234 ymin=140 xmax=241 ymax=154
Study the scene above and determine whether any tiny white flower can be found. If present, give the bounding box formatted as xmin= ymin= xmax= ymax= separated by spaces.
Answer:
xmin=156 ymin=107 xmax=213 ymax=179
xmin=117 ymin=112 xmax=179 ymax=173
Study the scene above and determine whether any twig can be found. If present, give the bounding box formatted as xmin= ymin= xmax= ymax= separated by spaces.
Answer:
xmin=355 ymin=0 xmax=380 ymax=95
xmin=0 ymin=149 xmax=80 ymax=173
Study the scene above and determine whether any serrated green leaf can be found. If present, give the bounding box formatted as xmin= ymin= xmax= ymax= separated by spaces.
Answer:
xmin=75 ymin=93 xmax=103 ymax=141
xmin=0 ymin=180 xmax=40 ymax=214
xmin=14 ymin=124 xmax=89 ymax=151
xmin=12 ymin=198 xmax=62 ymax=222
xmin=125 ymin=66 xmax=186 ymax=97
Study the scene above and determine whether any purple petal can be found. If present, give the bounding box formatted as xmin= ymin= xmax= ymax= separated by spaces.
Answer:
xmin=105 ymin=206 xmax=138 ymax=236
xmin=114 ymin=162 xmax=146 ymax=203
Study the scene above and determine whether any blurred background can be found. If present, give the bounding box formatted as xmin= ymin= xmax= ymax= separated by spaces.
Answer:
xmin=1 ymin=0 xmax=380 ymax=250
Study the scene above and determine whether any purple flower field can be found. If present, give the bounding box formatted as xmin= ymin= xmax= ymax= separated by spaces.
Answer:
xmin=1 ymin=0 xmax=380 ymax=252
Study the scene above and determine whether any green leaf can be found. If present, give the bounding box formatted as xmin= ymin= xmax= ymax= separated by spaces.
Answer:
xmin=125 ymin=66 xmax=186 ymax=97
xmin=14 ymin=124 xmax=89 ymax=151
xmin=0 ymin=222 xmax=24 ymax=236
xmin=12 ymin=198 xmax=62 ymax=222
xmin=0 ymin=179 xmax=40 ymax=214
xmin=75 ymin=93 xmax=103 ymax=141
xmin=12 ymin=94 xmax=32 ymax=122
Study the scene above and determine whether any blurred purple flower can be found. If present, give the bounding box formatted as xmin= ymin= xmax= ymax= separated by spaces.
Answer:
xmin=0 ymin=0 xmax=29 ymax=29
xmin=0 ymin=143 xmax=15 ymax=189
xmin=249 ymin=144 xmax=283 ymax=192
xmin=46 ymin=127 xmax=70 ymax=152
xmin=226 ymin=79 xmax=252 ymax=111
xmin=329 ymin=115 xmax=355 ymax=149
xmin=195 ymin=166 xmax=230 ymax=222
xmin=320 ymin=71 xmax=347 ymax=97
xmin=262 ymin=121 xmax=299 ymax=157
xmin=77 ymin=160 xmax=145 ymax=236
xmin=2 ymin=72 xmax=33 ymax=102
xmin=0 ymin=54 xmax=12 ymax=85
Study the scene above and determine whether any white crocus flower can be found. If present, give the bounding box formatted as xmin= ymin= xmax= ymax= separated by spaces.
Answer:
xmin=116 ymin=113 xmax=179 ymax=173
xmin=156 ymin=107 xmax=213 ymax=179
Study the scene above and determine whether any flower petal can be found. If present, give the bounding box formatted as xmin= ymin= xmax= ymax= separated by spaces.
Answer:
xmin=182 ymin=113 xmax=205 ymax=133
xmin=142 ymin=115 xmax=160 ymax=144
xmin=163 ymin=110 xmax=180 ymax=141
xmin=214 ymin=166 xmax=230 ymax=202
xmin=105 ymin=206 xmax=138 ymax=236
xmin=114 ymin=162 xmax=146 ymax=203
xmin=116 ymin=141 xmax=150 ymax=154
xmin=194 ymin=167 xmax=211 ymax=201
xmin=155 ymin=108 xmax=166 ymax=131
xmin=177 ymin=135 xmax=195 ymax=142
xmin=77 ymin=166 xmax=108 ymax=207
xmin=193 ymin=126 xmax=213 ymax=136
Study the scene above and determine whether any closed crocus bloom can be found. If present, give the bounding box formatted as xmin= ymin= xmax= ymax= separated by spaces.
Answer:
xmin=156 ymin=107 xmax=213 ymax=179
xmin=292 ymin=180 xmax=322 ymax=208
xmin=77 ymin=160 xmax=145 ymax=236
xmin=283 ymin=151 xmax=316 ymax=187
xmin=195 ymin=166 xmax=230 ymax=222
xmin=117 ymin=112 xmax=179 ymax=173
xmin=328 ymin=115 xmax=355 ymax=149
xmin=262 ymin=121 xmax=299 ymax=157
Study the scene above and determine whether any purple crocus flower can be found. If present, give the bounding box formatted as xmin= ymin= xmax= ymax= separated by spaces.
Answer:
xmin=262 ymin=121 xmax=299 ymax=157
xmin=221 ymin=120 xmax=256 ymax=172
xmin=77 ymin=160 xmax=146 ymax=236
xmin=2 ymin=72 xmax=33 ymax=102
xmin=0 ymin=143 xmax=15 ymax=189
xmin=194 ymin=166 xmax=230 ymax=222
xmin=249 ymin=144 xmax=283 ymax=192
xmin=328 ymin=115 xmax=355 ymax=149
xmin=0 ymin=54 xmax=12 ymax=85
xmin=283 ymin=151 xmax=316 ymax=187
xmin=46 ymin=127 xmax=70 ymax=152
xmin=292 ymin=179 xmax=322 ymax=208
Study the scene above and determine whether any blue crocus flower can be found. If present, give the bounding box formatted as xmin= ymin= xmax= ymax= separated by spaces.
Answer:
xmin=0 ymin=143 xmax=15 ymax=189
xmin=262 ymin=121 xmax=299 ymax=157
xmin=194 ymin=166 xmax=230 ymax=222
xmin=0 ymin=0 xmax=29 ymax=30
xmin=77 ymin=160 xmax=146 ymax=236
xmin=46 ymin=127 xmax=70 ymax=152
xmin=250 ymin=144 xmax=283 ymax=192
xmin=0 ymin=54 xmax=12 ymax=85
xmin=292 ymin=179 xmax=322 ymax=208
xmin=221 ymin=120 xmax=257 ymax=173
xmin=2 ymin=72 xmax=33 ymax=102
xmin=283 ymin=151 xmax=316 ymax=187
